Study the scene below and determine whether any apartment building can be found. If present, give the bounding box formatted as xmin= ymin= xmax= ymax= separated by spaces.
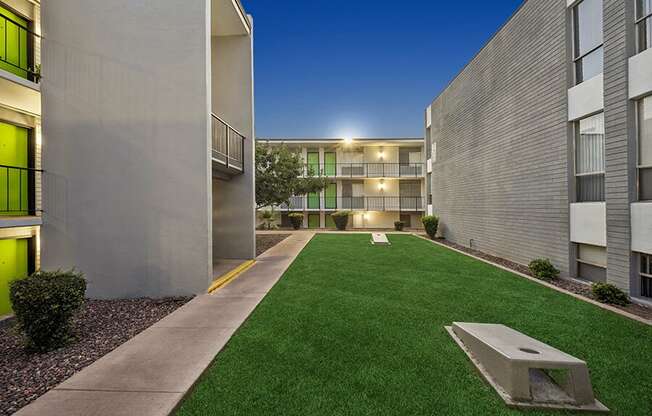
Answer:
xmin=425 ymin=0 xmax=652 ymax=302
xmin=0 ymin=0 xmax=41 ymax=316
xmin=0 ymin=0 xmax=256 ymax=315
xmin=260 ymin=138 xmax=426 ymax=229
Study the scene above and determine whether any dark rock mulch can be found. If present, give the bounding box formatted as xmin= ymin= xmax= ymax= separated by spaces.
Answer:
xmin=420 ymin=235 xmax=652 ymax=322
xmin=256 ymin=233 xmax=291 ymax=257
xmin=0 ymin=297 xmax=191 ymax=416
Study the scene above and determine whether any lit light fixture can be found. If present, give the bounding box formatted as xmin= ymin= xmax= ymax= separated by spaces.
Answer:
xmin=343 ymin=136 xmax=353 ymax=145
xmin=378 ymin=147 xmax=385 ymax=160
xmin=378 ymin=179 xmax=385 ymax=191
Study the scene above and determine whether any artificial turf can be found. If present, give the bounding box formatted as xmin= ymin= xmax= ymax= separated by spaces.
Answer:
xmin=177 ymin=234 xmax=652 ymax=416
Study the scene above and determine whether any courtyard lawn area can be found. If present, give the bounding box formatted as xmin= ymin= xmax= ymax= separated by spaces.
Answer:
xmin=177 ymin=234 xmax=652 ymax=416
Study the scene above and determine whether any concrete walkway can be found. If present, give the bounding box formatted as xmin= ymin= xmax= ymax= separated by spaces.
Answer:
xmin=16 ymin=232 xmax=315 ymax=416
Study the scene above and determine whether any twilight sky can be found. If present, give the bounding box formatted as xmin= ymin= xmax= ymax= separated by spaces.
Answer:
xmin=241 ymin=0 xmax=524 ymax=139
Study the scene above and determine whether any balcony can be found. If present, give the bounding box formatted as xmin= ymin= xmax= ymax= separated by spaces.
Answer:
xmin=0 ymin=13 xmax=40 ymax=83
xmin=211 ymin=113 xmax=245 ymax=175
xmin=0 ymin=164 xmax=42 ymax=226
xmin=279 ymin=196 xmax=425 ymax=212
xmin=304 ymin=163 xmax=424 ymax=178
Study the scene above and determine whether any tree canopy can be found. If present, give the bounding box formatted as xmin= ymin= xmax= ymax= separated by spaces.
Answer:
xmin=255 ymin=142 xmax=329 ymax=209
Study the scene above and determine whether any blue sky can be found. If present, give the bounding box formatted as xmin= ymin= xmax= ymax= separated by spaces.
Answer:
xmin=242 ymin=0 xmax=524 ymax=139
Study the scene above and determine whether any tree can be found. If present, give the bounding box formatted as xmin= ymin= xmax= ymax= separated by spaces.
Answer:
xmin=256 ymin=142 xmax=329 ymax=209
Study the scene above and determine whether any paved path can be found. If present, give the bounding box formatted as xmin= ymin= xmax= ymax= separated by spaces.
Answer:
xmin=15 ymin=232 xmax=315 ymax=416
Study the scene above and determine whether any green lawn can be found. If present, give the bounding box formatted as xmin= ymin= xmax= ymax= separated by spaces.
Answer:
xmin=177 ymin=234 xmax=652 ymax=416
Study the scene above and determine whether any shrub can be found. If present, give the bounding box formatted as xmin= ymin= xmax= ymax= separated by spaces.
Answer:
xmin=394 ymin=221 xmax=405 ymax=231
xmin=421 ymin=215 xmax=439 ymax=239
xmin=528 ymin=259 xmax=560 ymax=280
xmin=331 ymin=211 xmax=351 ymax=231
xmin=259 ymin=209 xmax=278 ymax=230
xmin=288 ymin=213 xmax=303 ymax=230
xmin=10 ymin=270 xmax=86 ymax=351
xmin=592 ymin=283 xmax=630 ymax=306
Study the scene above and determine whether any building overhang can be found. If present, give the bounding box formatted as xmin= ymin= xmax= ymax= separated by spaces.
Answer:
xmin=212 ymin=0 xmax=251 ymax=37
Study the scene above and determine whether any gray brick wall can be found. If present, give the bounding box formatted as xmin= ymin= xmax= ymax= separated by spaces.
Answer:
xmin=603 ymin=0 xmax=636 ymax=292
xmin=429 ymin=0 xmax=571 ymax=271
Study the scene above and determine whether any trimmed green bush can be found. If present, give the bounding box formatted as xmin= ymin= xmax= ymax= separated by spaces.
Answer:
xmin=288 ymin=213 xmax=304 ymax=230
xmin=10 ymin=270 xmax=86 ymax=351
xmin=394 ymin=221 xmax=405 ymax=231
xmin=331 ymin=211 xmax=351 ymax=231
xmin=528 ymin=259 xmax=560 ymax=280
xmin=592 ymin=283 xmax=630 ymax=306
xmin=421 ymin=215 xmax=439 ymax=239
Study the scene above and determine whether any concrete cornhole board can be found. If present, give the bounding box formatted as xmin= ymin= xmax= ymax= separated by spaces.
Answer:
xmin=371 ymin=233 xmax=390 ymax=245
xmin=446 ymin=323 xmax=609 ymax=413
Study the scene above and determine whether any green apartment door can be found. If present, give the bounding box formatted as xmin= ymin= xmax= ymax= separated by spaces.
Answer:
xmin=324 ymin=152 xmax=336 ymax=176
xmin=0 ymin=238 xmax=29 ymax=316
xmin=324 ymin=182 xmax=337 ymax=210
xmin=308 ymin=214 xmax=320 ymax=229
xmin=307 ymin=152 xmax=319 ymax=176
xmin=0 ymin=121 xmax=29 ymax=215
xmin=0 ymin=6 xmax=30 ymax=79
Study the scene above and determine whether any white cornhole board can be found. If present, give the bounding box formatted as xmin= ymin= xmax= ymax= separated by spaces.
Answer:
xmin=371 ymin=233 xmax=390 ymax=245
xmin=446 ymin=322 xmax=608 ymax=413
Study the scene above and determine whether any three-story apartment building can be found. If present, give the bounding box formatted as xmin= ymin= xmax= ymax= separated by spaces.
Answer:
xmin=1 ymin=0 xmax=256 ymax=317
xmin=0 ymin=0 xmax=41 ymax=316
xmin=426 ymin=0 xmax=652 ymax=303
xmin=261 ymin=138 xmax=426 ymax=229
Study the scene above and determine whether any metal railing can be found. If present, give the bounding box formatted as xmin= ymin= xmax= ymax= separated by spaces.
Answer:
xmin=211 ymin=114 xmax=245 ymax=173
xmin=0 ymin=14 xmax=40 ymax=82
xmin=0 ymin=164 xmax=41 ymax=215
xmin=304 ymin=163 xmax=424 ymax=178
xmin=279 ymin=196 xmax=425 ymax=212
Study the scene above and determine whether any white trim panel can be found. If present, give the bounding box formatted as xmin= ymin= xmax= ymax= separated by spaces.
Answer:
xmin=568 ymin=74 xmax=604 ymax=121
xmin=632 ymin=202 xmax=652 ymax=255
xmin=629 ymin=49 xmax=652 ymax=100
xmin=570 ymin=202 xmax=606 ymax=247
xmin=426 ymin=105 xmax=432 ymax=128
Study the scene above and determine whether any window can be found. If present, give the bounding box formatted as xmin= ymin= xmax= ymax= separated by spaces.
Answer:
xmin=641 ymin=253 xmax=652 ymax=298
xmin=573 ymin=0 xmax=604 ymax=84
xmin=638 ymin=96 xmax=652 ymax=200
xmin=637 ymin=0 xmax=652 ymax=53
xmin=575 ymin=113 xmax=605 ymax=202
xmin=0 ymin=5 xmax=32 ymax=81
xmin=577 ymin=244 xmax=607 ymax=283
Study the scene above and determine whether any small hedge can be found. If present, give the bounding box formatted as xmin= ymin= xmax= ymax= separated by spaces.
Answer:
xmin=331 ymin=211 xmax=351 ymax=231
xmin=592 ymin=283 xmax=630 ymax=306
xmin=421 ymin=215 xmax=439 ymax=239
xmin=394 ymin=221 xmax=405 ymax=231
xmin=10 ymin=270 xmax=86 ymax=351
xmin=528 ymin=259 xmax=560 ymax=280
xmin=288 ymin=213 xmax=303 ymax=230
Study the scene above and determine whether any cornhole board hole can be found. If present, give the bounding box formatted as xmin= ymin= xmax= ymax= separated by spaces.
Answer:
xmin=446 ymin=323 xmax=608 ymax=413
xmin=371 ymin=233 xmax=390 ymax=245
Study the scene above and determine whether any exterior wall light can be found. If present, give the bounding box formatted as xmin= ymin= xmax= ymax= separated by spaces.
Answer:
xmin=378 ymin=180 xmax=385 ymax=191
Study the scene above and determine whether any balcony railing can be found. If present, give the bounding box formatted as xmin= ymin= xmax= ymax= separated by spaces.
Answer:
xmin=279 ymin=196 xmax=425 ymax=212
xmin=304 ymin=163 xmax=424 ymax=178
xmin=0 ymin=164 xmax=41 ymax=216
xmin=0 ymin=14 xmax=41 ymax=82
xmin=211 ymin=114 xmax=245 ymax=173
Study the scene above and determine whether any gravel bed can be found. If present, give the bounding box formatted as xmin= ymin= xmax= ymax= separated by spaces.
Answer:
xmin=420 ymin=235 xmax=652 ymax=321
xmin=256 ymin=233 xmax=291 ymax=257
xmin=0 ymin=297 xmax=191 ymax=416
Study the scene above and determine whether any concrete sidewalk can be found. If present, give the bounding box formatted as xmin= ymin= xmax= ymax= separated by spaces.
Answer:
xmin=15 ymin=232 xmax=315 ymax=416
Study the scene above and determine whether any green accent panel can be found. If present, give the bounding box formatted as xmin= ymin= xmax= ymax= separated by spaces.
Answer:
xmin=324 ymin=152 xmax=336 ymax=176
xmin=307 ymin=152 xmax=319 ymax=176
xmin=0 ymin=238 xmax=29 ymax=316
xmin=0 ymin=122 xmax=29 ymax=216
xmin=308 ymin=214 xmax=320 ymax=229
xmin=308 ymin=192 xmax=320 ymax=210
xmin=325 ymin=214 xmax=336 ymax=229
xmin=0 ymin=6 xmax=29 ymax=79
xmin=324 ymin=183 xmax=337 ymax=210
